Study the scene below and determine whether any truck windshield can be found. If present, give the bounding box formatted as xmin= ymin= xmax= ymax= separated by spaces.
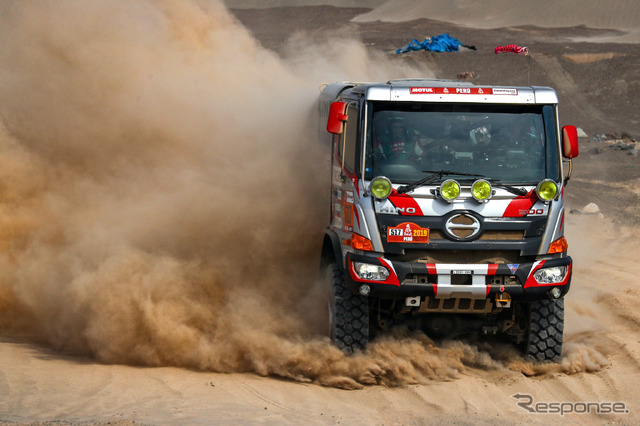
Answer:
xmin=364 ymin=102 xmax=560 ymax=185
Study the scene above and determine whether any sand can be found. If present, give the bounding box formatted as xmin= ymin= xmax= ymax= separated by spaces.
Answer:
xmin=354 ymin=0 xmax=640 ymax=30
xmin=353 ymin=0 xmax=640 ymax=44
xmin=1 ymin=0 xmax=639 ymax=424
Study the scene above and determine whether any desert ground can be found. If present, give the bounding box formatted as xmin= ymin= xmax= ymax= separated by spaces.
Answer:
xmin=1 ymin=0 xmax=639 ymax=424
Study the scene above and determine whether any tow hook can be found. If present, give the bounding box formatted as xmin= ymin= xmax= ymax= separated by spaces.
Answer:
xmin=482 ymin=325 xmax=498 ymax=335
xmin=495 ymin=292 xmax=511 ymax=308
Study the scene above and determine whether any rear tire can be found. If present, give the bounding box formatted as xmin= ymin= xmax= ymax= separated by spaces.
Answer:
xmin=325 ymin=263 xmax=369 ymax=354
xmin=525 ymin=298 xmax=564 ymax=362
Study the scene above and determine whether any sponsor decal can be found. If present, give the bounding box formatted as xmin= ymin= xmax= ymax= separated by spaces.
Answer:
xmin=387 ymin=222 xmax=430 ymax=243
xmin=345 ymin=190 xmax=354 ymax=204
xmin=410 ymin=87 xmax=496 ymax=95
xmin=493 ymin=88 xmax=518 ymax=95
xmin=334 ymin=216 xmax=343 ymax=228
xmin=343 ymin=203 xmax=353 ymax=228
xmin=332 ymin=167 xmax=342 ymax=185
xmin=409 ymin=87 xmax=435 ymax=94
xmin=334 ymin=189 xmax=353 ymax=232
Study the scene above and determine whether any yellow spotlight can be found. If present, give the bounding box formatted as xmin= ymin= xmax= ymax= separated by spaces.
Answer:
xmin=369 ymin=176 xmax=392 ymax=200
xmin=440 ymin=180 xmax=460 ymax=202
xmin=536 ymin=179 xmax=558 ymax=201
xmin=471 ymin=179 xmax=493 ymax=202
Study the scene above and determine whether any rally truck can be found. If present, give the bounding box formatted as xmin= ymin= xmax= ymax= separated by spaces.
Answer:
xmin=318 ymin=79 xmax=579 ymax=362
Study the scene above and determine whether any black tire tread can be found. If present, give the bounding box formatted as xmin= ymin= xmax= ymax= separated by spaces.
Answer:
xmin=327 ymin=264 xmax=369 ymax=354
xmin=526 ymin=298 xmax=564 ymax=362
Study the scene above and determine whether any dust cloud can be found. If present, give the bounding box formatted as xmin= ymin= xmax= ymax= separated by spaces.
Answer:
xmin=0 ymin=0 xmax=611 ymax=389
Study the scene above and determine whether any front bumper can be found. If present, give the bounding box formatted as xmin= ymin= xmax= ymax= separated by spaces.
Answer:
xmin=346 ymin=252 xmax=572 ymax=301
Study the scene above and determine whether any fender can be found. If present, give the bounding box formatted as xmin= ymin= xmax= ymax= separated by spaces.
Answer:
xmin=321 ymin=228 xmax=344 ymax=271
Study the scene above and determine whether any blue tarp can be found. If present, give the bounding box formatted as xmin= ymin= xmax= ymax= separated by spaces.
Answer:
xmin=396 ymin=33 xmax=465 ymax=54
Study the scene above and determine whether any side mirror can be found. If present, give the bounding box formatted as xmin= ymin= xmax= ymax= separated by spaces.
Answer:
xmin=562 ymin=125 xmax=579 ymax=158
xmin=326 ymin=101 xmax=348 ymax=135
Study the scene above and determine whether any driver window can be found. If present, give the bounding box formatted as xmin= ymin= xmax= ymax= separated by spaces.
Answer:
xmin=339 ymin=103 xmax=359 ymax=173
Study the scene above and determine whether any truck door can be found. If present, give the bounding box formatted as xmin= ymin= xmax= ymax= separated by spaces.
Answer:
xmin=331 ymin=102 xmax=359 ymax=235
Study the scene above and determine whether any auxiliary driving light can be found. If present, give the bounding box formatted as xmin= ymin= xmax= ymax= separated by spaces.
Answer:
xmin=359 ymin=284 xmax=371 ymax=296
xmin=353 ymin=262 xmax=390 ymax=281
xmin=533 ymin=266 xmax=567 ymax=284
xmin=536 ymin=179 xmax=558 ymax=202
xmin=549 ymin=287 xmax=562 ymax=299
xmin=440 ymin=180 xmax=460 ymax=202
xmin=471 ymin=179 xmax=493 ymax=202
xmin=369 ymin=176 xmax=392 ymax=200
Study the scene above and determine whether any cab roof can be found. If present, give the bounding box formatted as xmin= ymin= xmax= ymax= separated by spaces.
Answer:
xmin=348 ymin=79 xmax=558 ymax=104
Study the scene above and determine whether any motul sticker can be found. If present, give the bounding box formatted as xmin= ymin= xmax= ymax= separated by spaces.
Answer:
xmin=387 ymin=222 xmax=430 ymax=243
xmin=410 ymin=87 xmax=436 ymax=94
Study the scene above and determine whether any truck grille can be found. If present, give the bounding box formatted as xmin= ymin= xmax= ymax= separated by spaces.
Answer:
xmin=428 ymin=230 xmax=525 ymax=241
xmin=418 ymin=297 xmax=493 ymax=314
xmin=404 ymin=273 xmax=522 ymax=286
xmin=395 ymin=250 xmax=526 ymax=264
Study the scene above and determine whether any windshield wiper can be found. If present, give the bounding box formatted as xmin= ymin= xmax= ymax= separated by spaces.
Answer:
xmin=396 ymin=170 xmax=484 ymax=195
xmin=396 ymin=171 xmax=530 ymax=196
xmin=485 ymin=179 xmax=529 ymax=196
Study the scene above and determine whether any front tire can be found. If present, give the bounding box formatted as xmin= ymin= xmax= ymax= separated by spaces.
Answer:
xmin=525 ymin=298 xmax=564 ymax=362
xmin=325 ymin=263 xmax=369 ymax=354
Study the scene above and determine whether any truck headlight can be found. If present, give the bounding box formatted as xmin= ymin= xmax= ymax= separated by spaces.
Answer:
xmin=533 ymin=266 xmax=567 ymax=284
xmin=353 ymin=262 xmax=390 ymax=281
xmin=369 ymin=176 xmax=392 ymax=200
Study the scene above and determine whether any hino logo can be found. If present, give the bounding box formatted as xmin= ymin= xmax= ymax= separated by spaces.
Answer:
xmin=444 ymin=212 xmax=481 ymax=240
xmin=379 ymin=205 xmax=417 ymax=214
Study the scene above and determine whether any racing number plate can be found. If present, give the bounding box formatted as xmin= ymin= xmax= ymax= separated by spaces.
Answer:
xmin=387 ymin=222 xmax=430 ymax=243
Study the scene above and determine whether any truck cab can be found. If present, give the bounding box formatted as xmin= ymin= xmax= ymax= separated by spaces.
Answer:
xmin=319 ymin=79 xmax=579 ymax=362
